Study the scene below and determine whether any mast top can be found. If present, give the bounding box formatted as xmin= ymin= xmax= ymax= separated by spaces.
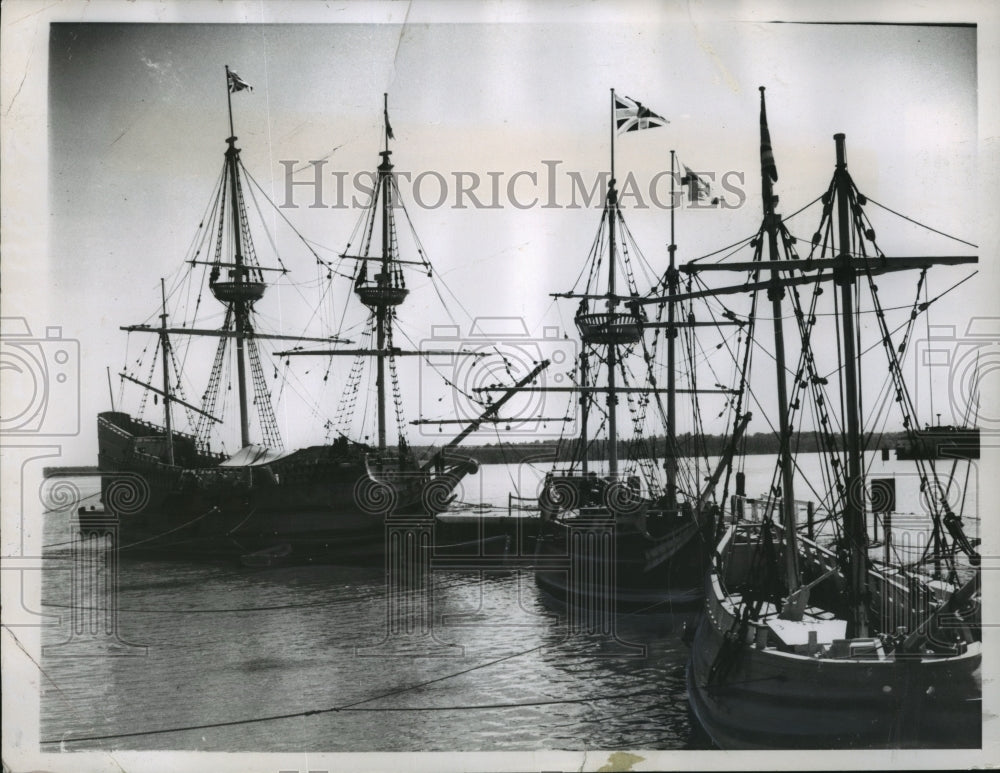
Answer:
xmin=834 ymin=133 xmax=847 ymax=166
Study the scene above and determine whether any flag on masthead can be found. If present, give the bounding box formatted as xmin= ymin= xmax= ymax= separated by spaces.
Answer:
xmin=614 ymin=94 xmax=668 ymax=134
xmin=759 ymin=86 xmax=778 ymax=183
xmin=227 ymin=69 xmax=253 ymax=93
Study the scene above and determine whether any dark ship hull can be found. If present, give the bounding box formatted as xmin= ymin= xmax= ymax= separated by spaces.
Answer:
xmin=533 ymin=473 xmax=713 ymax=611
xmin=687 ymin=524 xmax=981 ymax=750
xmin=894 ymin=426 xmax=980 ymax=460
xmin=88 ymin=411 xmax=478 ymax=562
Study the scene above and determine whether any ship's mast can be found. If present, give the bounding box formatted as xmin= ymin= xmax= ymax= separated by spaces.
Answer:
xmin=158 ymin=278 xmax=175 ymax=466
xmin=224 ymin=65 xmax=251 ymax=448
xmin=579 ymin=351 xmax=590 ymax=474
xmin=833 ymin=132 xmax=869 ymax=636
xmin=759 ymin=87 xmax=800 ymax=592
xmin=352 ymin=93 xmax=410 ymax=457
xmin=376 ymin=101 xmax=393 ymax=453
xmin=665 ymin=150 xmax=679 ymax=504
xmin=606 ymin=88 xmax=620 ymax=477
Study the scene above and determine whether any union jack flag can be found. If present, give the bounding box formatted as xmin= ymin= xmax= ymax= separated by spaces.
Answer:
xmin=614 ymin=94 xmax=668 ymax=134
xmin=227 ymin=69 xmax=253 ymax=93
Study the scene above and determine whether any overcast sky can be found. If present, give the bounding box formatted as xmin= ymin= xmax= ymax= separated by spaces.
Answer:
xmin=3 ymin=1 xmax=994 ymax=463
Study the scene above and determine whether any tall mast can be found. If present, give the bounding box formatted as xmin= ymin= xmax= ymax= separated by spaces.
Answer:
xmin=833 ymin=132 xmax=869 ymax=636
xmin=224 ymin=65 xmax=251 ymax=448
xmin=606 ymin=88 xmax=619 ymax=477
xmin=759 ymin=87 xmax=799 ymax=592
xmin=375 ymin=93 xmax=394 ymax=454
xmin=665 ymin=150 xmax=678 ymax=504
xmin=159 ymin=278 xmax=175 ymax=466
xmin=579 ymin=350 xmax=590 ymax=474
xmin=349 ymin=93 xmax=412 ymax=456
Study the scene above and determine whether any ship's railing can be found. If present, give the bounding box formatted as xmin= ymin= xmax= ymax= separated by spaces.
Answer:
xmin=211 ymin=279 xmax=266 ymax=303
xmin=575 ymin=312 xmax=643 ymax=344
xmin=103 ymin=413 xmax=226 ymax=462
xmin=508 ymin=492 xmax=540 ymax=517
xmin=721 ymin=498 xmax=967 ymax=637
xmin=356 ymin=284 xmax=409 ymax=308
xmin=728 ymin=494 xmax=817 ymax=530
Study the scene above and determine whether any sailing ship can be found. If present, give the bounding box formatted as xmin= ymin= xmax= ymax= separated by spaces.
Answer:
xmin=485 ymin=92 xmax=747 ymax=611
xmin=894 ymin=423 xmax=980 ymax=461
xmin=89 ymin=71 xmax=507 ymax=561
xmin=684 ymin=88 xmax=981 ymax=748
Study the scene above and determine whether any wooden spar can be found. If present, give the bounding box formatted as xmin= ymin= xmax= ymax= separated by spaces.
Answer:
xmin=159 ymin=278 xmax=175 ymax=465
xmin=606 ymin=88 xmax=619 ymax=477
xmin=421 ymin=360 xmax=550 ymax=470
xmin=759 ymin=87 xmax=800 ymax=598
xmin=106 ymin=366 xmax=115 ymax=411
xmin=223 ymin=107 xmax=251 ymax=448
xmin=554 ymin=256 xmax=977 ymax=304
xmin=834 ymin=132 xmax=869 ymax=637
xmin=681 ymin=256 xmax=977 ymax=272
xmin=339 ymin=254 xmax=427 ymax=266
xmin=579 ymin=349 xmax=589 ymax=475
xmin=473 ymin=385 xmax=735 ymax=395
xmin=642 ymin=319 xmax=743 ymax=328
xmin=188 ymin=260 xmax=286 ymax=273
xmin=665 ymin=149 xmax=678 ymax=503
xmin=411 ymin=417 xmax=571 ymax=425
xmin=696 ymin=412 xmax=752 ymax=508
xmin=276 ymin=348 xmax=484 ymax=357
xmin=122 ymin=326 xmax=352 ymax=345
xmin=376 ymin=142 xmax=392 ymax=453
xmin=118 ymin=373 xmax=221 ymax=422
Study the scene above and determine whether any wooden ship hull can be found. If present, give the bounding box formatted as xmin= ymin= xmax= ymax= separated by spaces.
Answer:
xmin=533 ymin=515 xmax=708 ymax=610
xmin=687 ymin=524 xmax=981 ymax=749
xmin=894 ymin=426 xmax=980 ymax=461
xmin=532 ymin=472 xmax=718 ymax=610
xmin=88 ymin=411 xmax=477 ymax=561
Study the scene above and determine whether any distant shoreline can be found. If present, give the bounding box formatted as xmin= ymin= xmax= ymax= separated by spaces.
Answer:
xmin=43 ymin=466 xmax=102 ymax=478
xmin=42 ymin=431 xmax=909 ymax=477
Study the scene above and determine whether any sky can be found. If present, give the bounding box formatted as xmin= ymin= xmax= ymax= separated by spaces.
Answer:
xmin=2 ymin=0 xmax=994 ymax=465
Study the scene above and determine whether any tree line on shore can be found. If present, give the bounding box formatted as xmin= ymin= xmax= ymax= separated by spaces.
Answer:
xmin=44 ymin=431 xmax=910 ymax=476
xmin=413 ymin=430 xmax=908 ymax=466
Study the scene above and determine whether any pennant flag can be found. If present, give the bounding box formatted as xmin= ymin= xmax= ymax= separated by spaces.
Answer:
xmin=614 ymin=94 xmax=668 ymax=134
xmin=227 ymin=69 xmax=253 ymax=93
xmin=384 ymin=103 xmax=394 ymax=141
xmin=759 ymin=87 xmax=778 ymax=183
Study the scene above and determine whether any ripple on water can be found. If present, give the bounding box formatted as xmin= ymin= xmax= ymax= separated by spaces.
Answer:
xmin=41 ymin=550 xmax=698 ymax=751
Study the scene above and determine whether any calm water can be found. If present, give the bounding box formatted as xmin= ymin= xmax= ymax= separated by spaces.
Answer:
xmin=38 ymin=453 xmax=976 ymax=752
xmin=39 ymin=474 xmax=701 ymax=753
